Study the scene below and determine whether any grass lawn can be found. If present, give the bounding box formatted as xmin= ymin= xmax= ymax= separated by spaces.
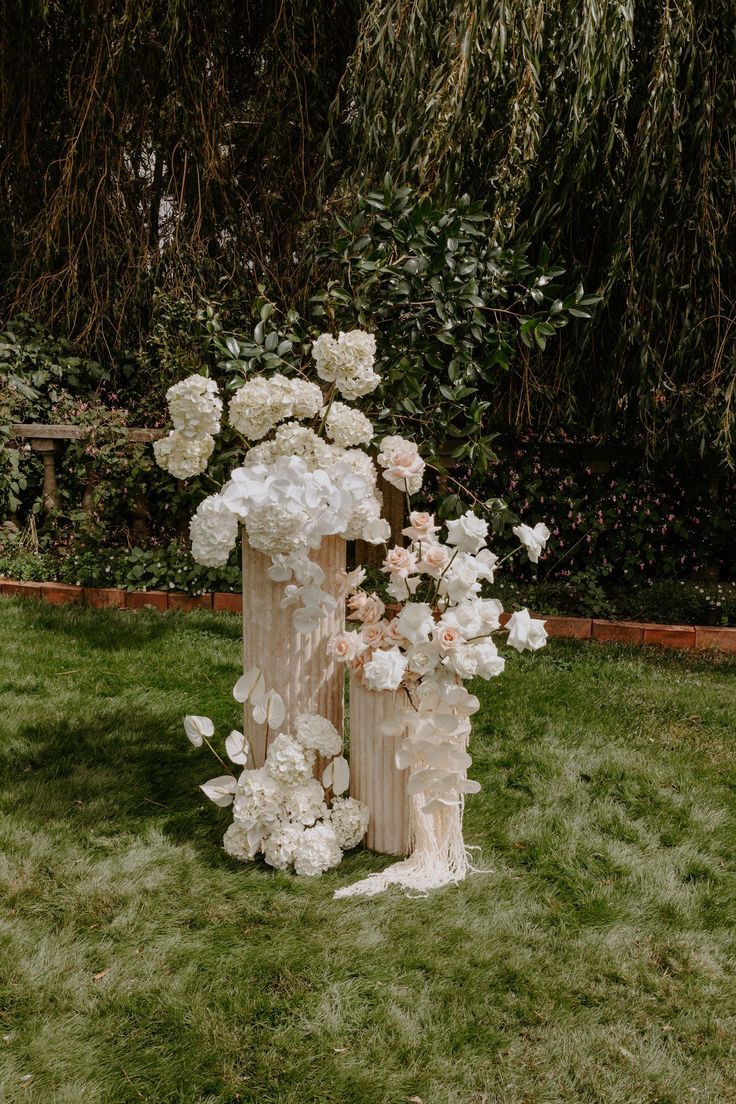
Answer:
xmin=0 ymin=601 xmax=735 ymax=1104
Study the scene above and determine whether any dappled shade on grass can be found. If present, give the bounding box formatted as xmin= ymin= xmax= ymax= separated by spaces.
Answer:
xmin=0 ymin=601 xmax=735 ymax=1104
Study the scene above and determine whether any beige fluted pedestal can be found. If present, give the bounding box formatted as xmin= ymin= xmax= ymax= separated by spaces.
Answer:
xmin=348 ymin=674 xmax=410 ymax=856
xmin=241 ymin=533 xmax=346 ymax=769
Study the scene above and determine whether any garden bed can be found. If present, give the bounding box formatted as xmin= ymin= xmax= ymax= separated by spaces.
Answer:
xmin=1 ymin=577 xmax=735 ymax=652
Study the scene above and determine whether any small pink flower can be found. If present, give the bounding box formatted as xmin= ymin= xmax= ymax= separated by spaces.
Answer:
xmin=436 ymin=625 xmax=461 ymax=652
xmin=382 ymin=546 xmax=418 ymax=578
xmin=361 ymin=622 xmax=386 ymax=648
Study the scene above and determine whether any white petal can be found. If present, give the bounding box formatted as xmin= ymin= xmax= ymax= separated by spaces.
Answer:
xmin=323 ymin=755 xmax=350 ymax=795
xmin=200 ymin=775 xmax=237 ymax=807
xmin=233 ymin=667 xmax=263 ymax=703
xmin=183 ymin=715 xmax=214 ymax=747
xmin=225 ymin=729 xmax=249 ymax=765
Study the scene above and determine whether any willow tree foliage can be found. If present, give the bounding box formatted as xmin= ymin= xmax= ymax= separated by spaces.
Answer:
xmin=1 ymin=0 xmax=734 ymax=460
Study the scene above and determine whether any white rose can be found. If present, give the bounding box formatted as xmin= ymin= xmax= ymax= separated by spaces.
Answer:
xmin=506 ymin=609 xmax=548 ymax=652
xmin=329 ymin=631 xmax=367 ymax=663
xmin=396 ymin=602 xmax=435 ymax=644
xmin=441 ymin=600 xmax=483 ymax=640
xmin=363 ymin=646 xmax=408 ymax=692
xmin=476 ymin=598 xmax=504 ymax=631
xmin=446 ymin=510 xmax=489 ymax=554
xmin=405 ymin=641 xmax=441 ymax=677
xmin=471 ymin=639 xmax=505 ymax=678
xmin=443 ymin=645 xmax=479 ymax=680
xmin=512 ymin=522 xmax=551 ymax=564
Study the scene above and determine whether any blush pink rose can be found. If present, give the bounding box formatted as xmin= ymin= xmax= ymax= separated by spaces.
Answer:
xmin=436 ymin=624 xmax=462 ymax=652
xmin=382 ymin=546 xmax=418 ymax=578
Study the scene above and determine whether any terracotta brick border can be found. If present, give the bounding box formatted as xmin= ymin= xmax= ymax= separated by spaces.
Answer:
xmin=1 ymin=577 xmax=735 ymax=653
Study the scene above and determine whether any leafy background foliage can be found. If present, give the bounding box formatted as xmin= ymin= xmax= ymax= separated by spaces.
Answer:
xmin=0 ymin=1 xmax=734 ymax=460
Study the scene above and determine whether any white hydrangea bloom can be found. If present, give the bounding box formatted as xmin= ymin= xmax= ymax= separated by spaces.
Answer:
xmin=265 ymin=733 xmax=316 ymax=786
xmin=244 ymin=423 xmax=338 ymax=471
xmin=223 ymin=820 xmax=258 ymax=862
xmin=228 ymin=374 xmax=323 ymax=441
xmin=294 ymin=714 xmax=342 ymax=758
xmin=292 ymin=821 xmax=343 ymax=876
xmin=189 ymin=493 xmax=239 ymax=567
xmin=166 ymin=374 xmax=222 ymax=438
xmin=262 ymin=820 xmax=305 ymax=871
xmin=329 ymin=796 xmax=370 ymax=849
xmin=311 ymin=330 xmax=380 ymax=399
xmin=153 ymin=429 xmax=215 ymax=480
xmin=376 ymin=435 xmax=425 ymax=495
xmin=325 ymin=402 xmax=374 ymax=448
xmin=233 ymin=767 xmax=285 ymax=827
xmin=283 ymin=778 xmax=329 ymax=826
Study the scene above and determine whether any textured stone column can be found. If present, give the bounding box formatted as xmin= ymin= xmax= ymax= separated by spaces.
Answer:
xmin=348 ymin=673 xmax=410 ymax=856
xmin=241 ymin=533 xmax=346 ymax=769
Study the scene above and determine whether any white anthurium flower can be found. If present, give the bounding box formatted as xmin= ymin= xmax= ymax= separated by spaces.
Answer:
xmin=293 ymin=604 xmax=325 ymax=635
xmin=183 ymin=715 xmax=214 ymax=747
xmin=233 ymin=668 xmax=265 ymax=704
xmin=200 ymin=775 xmax=238 ymax=807
xmin=225 ymin=729 xmax=250 ymax=766
xmin=422 ymin=796 xmax=461 ymax=814
xmin=252 ymin=689 xmax=286 ymax=730
xmin=407 ymin=768 xmax=461 ymax=796
xmin=512 ymin=522 xmax=551 ymax=564
xmin=322 ymin=755 xmax=350 ymax=795
xmin=506 ymin=609 xmax=549 ymax=653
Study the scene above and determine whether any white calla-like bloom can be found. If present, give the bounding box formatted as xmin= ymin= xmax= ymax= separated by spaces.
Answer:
xmin=225 ymin=730 xmax=250 ymax=765
xmin=233 ymin=667 xmax=265 ymax=704
xmin=322 ymin=755 xmax=350 ymax=796
xmin=512 ymin=522 xmax=551 ymax=564
xmin=200 ymin=775 xmax=238 ymax=807
xmin=252 ymin=689 xmax=286 ymax=730
xmin=184 ymin=715 xmax=214 ymax=747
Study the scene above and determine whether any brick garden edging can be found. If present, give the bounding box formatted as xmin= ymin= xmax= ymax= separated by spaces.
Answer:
xmin=1 ymin=578 xmax=735 ymax=653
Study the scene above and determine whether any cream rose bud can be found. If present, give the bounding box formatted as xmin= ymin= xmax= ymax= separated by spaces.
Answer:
xmin=446 ymin=510 xmax=489 ymax=554
xmin=382 ymin=545 xmax=418 ymax=578
xmin=435 ymin=623 xmax=463 ymax=652
xmin=402 ymin=511 xmax=440 ymax=542
xmin=506 ymin=609 xmax=548 ymax=653
xmin=377 ymin=435 xmax=425 ymax=495
xmin=471 ymin=639 xmax=506 ymax=679
xmin=363 ymin=646 xmax=408 ymax=692
xmin=361 ymin=622 xmax=386 ymax=648
xmin=359 ymin=593 xmax=386 ymax=624
xmin=419 ymin=542 xmax=452 ymax=576
xmin=329 ymin=631 xmax=367 ymax=663
xmin=512 ymin=522 xmax=551 ymax=564
xmin=396 ymin=601 xmax=435 ymax=644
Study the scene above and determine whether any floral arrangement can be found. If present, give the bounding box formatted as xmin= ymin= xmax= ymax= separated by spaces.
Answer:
xmin=154 ymin=326 xmax=551 ymax=887
xmin=154 ymin=330 xmax=389 ymax=633
xmin=185 ymin=666 xmax=369 ymax=876
xmin=331 ymin=509 xmax=550 ymax=897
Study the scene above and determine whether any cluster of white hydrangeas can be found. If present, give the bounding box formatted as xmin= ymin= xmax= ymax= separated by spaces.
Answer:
xmin=338 ymin=449 xmax=389 ymax=544
xmin=330 ymin=796 xmax=372 ymax=849
xmin=153 ymin=429 xmax=215 ymax=480
xmin=228 ymin=374 xmax=323 ymax=441
xmin=294 ymin=714 xmax=343 ymax=757
xmin=166 ymin=374 xmax=222 ymax=437
xmin=189 ymin=493 xmax=239 ymax=567
xmin=311 ymin=330 xmax=380 ymax=399
xmin=243 ymin=423 xmax=338 ymax=471
xmin=154 ymin=373 xmax=223 ymax=481
xmin=192 ymin=695 xmax=369 ymax=878
xmin=324 ymin=402 xmax=374 ymax=448
xmin=265 ymin=732 xmax=315 ymax=786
